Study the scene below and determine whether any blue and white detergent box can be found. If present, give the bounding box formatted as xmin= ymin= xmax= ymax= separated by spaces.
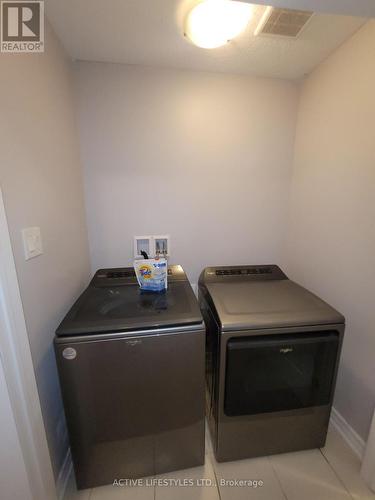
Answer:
xmin=133 ymin=258 xmax=168 ymax=292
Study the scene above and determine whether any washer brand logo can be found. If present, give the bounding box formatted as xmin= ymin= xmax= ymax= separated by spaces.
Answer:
xmin=280 ymin=347 xmax=293 ymax=354
xmin=126 ymin=339 xmax=142 ymax=346
xmin=1 ymin=1 xmax=44 ymax=52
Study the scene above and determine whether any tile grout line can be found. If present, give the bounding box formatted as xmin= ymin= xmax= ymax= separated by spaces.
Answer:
xmin=319 ymin=448 xmax=355 ymax=500
xmin=206 ymin=424 xmax=222 ymax=499
xmin=210 ymin=458 xmax=223 ymax=500
xmin=267 ymin=456 xmax=289 ymax=500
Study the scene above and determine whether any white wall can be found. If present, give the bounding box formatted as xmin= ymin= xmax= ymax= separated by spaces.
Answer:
xmin=75 ymin=63 xmax=299 ymax=283
xmin=0 ymin=22 xmax=90 ymax=479
xmin=283 ymin=20 xmax=375 ymax=440
xmin=0 ymin=355 xmax=32 ymax=500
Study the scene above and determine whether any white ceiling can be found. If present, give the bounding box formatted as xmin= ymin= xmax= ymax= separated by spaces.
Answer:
xmin=45 ymin=0 xmax=367 ymax=80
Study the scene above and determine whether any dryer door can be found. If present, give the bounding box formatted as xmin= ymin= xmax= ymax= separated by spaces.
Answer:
xmin=224 ymin=331 xmax=339 ymax=416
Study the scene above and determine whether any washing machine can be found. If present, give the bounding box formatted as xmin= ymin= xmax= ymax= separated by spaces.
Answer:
xmin=198 ymin=264 xmax=344 ymax=462
xmin=55 ymin=265 xmax=205 ymax=489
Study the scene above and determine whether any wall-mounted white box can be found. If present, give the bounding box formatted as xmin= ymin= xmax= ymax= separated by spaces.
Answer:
xmin=154 ymin=235 xmax=170 ymax=257
xmin=133 ymin=235 xmax=171 ymax=259
xmin=133 ymin=236 xmax=152 ymax=259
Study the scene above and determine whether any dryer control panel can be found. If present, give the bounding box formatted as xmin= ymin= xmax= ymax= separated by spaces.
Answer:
xmin=199 ymin=265 xmax=287 ymax=283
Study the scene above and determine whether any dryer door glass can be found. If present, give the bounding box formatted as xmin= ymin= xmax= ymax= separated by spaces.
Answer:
xmin=224 ymin=331 xmax=339 ymax=416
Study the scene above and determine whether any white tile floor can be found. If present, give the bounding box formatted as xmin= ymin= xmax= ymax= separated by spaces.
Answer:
xmin=64 ymin=424 xmax=375 ymax=500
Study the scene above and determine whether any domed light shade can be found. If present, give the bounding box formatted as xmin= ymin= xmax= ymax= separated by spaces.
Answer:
xmin=185 ymin=0 xmax=253 ymax=49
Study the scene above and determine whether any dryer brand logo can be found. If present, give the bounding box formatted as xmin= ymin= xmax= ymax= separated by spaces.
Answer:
xmin=1 ymin=1 xmax=44 ymax=52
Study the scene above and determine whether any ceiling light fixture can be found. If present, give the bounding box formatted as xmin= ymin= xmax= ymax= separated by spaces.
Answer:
xmin=184 ymin=0 xmax=253 ymax=49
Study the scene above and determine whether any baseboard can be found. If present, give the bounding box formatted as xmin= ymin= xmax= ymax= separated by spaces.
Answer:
xmin=56 ymin=448 xmax=73 ymax=500
xmin=330 ymin=406 xmax=365 ymax=460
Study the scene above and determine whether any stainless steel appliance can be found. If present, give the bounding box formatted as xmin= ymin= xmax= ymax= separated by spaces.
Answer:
xmin=55 ymin=265 xmax=205 ymax=489
xmin=198 ymin=265 xmax=344 ymax=462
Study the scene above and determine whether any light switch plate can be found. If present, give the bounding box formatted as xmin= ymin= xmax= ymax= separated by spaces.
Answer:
xmin=22 ymin=227 xmax=43 ymax=260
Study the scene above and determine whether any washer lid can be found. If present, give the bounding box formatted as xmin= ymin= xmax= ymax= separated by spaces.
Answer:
xmin=56 ymin=280 xmax=202 ymax=336
xmin=206 ymin=279 xmax=344 ymax=331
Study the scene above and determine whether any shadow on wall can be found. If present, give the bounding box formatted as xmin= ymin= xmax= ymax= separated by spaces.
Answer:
xmin=334 ymin=360 xmax=375 ymax=441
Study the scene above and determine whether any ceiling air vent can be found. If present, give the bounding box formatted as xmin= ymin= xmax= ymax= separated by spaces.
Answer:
xmin=255 ymin=6 xmax=313 ymax=38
